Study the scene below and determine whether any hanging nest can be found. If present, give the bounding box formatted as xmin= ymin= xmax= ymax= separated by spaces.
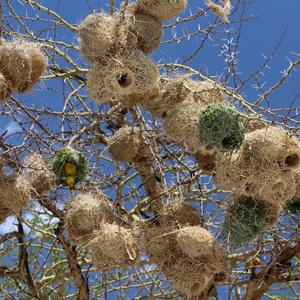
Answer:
xmin=206 ymin=0 xmax=231 ymax=22
xmin=108 ymin=126 xmax=153 ymax=163
xmin=87 ymin=52 xmax=159 ymax=106
xmin=258 ymin=169 xmax=296 ymax=205
xmin=198 ymin=104 xmax=245 ymax=151
xmin=130 ymin=10 xmax=162 ymax=53
xmin=194 ymin=144 xmax=220 ymax=173
xmin=158 ymin=200 xmax=204 ymax=227
xmin=163 ymin=101 xmax=203 ymax=152
xmin=25 ymin=154 xmax=55 ymax=195
xmin=187 ymin=79 xmax=224 ymax=106
xmin=78 ymin=13 xmax=114 ymax=63
xmin=0 ymin=175 xmax=32 ymax=214
xmin=222 ymin=197 xmax=267 ymax=246
xmin=144 ymin=222 xmax=227 ymax=299
xmin=114 ymin=5 xmax=163 ymax=55
xmin=176 ymin=226 xmax=216 ymax=258
xmin=52 ymin=147 xmax=88 ymax=189
xmin=240 ymin=127 xmax=300 ymax=170
xmin=17 ymin=42 xmax=47 ymax=93
xmin=0 ymin=40 xmax=31 ymax=90
xmin=136 ymin=0 xmax=187 ymax=21
xmin=167 ymin=240 xmax=227 ymax=299
xmin=65 ymin=192 xmax=115 ymax=245
xmin=89 ymin=223 xmax=139 ymax=271
xmin=143 ymin=75 xmax=191 ymax=117
xmin=0 ymin=73 xmax=12 ymax=102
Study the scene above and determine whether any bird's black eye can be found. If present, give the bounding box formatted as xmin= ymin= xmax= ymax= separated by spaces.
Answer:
xmin=117 ymin=72 xmax=132 ymax=88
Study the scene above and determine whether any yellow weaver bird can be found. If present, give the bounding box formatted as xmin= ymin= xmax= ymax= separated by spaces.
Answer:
xmin=64 ymin=162 xmax=77 ymax=175
xmin=247 ymin=257 xmax=262 ymax=271
xmin=65 ymin=176 xmax=76 ymax=189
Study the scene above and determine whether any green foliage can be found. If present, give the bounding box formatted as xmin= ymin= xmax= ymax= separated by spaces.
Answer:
xmin=52 ymin=147 xmax=88 ymax=188
xmin=222 ymin=198 xmax=266 ymax=246
xmin=285 ymin=197 xmax=300 ymax=214
xmin=198 ymin=104 xmax=245 ymax=151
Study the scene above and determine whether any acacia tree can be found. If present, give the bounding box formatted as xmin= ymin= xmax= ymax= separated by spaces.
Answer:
xmin=0 ymin=0 xmax=299 ymax=299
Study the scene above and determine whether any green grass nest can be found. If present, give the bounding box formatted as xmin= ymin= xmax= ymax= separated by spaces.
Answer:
xmin=52 ymin=147 xmax=88 ymax=187
xmin=198 ymin=104 xmax=245 ymax=151
xmin=222 ymin=198 xmax=266 ymax=246
xmin=285 ymin=197 xmax=300 ymax=214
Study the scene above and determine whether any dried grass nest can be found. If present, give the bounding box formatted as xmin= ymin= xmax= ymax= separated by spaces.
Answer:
xmin=25 ymin=154 xmax=55 ymax=195
xmin=0 ymin=174 xmax=32 ymax=223
xmin=0 ymin=40 xmax=47 ymax=101
xmin=108 ymin=126 xmax=154 ymax=163
xmin=52 ymin=147 xmax=88 ymax=189
xmin=143 ymin=200 xmax=227 ymax=298
xmin=240 ymin=126 xmax=300 ymax=170
xmin=65 ymin=192 xmax=115 ymax=245
xmin=145 ymin=223 xmax=226 ymax=298
xmin=136 ymin=0 xmax=187 ymax=21
xmin=89 ymin=223 xmax=140 ymax=272
xmin=144 ymin=76 xmax=224 ymax=118
xmin=78 ymin=13 xmax=115 ymax=63
xmin=87 ymin=51 xmax=159 ymax=106
xmin=216 ymin=152 xmax=297 ymax=205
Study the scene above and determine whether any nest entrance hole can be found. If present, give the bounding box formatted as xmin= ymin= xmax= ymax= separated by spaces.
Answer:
xmin=285 ymin=153 xmax=299 ymax=168
xmin=117 ymin=72 xmax=132 ymax=88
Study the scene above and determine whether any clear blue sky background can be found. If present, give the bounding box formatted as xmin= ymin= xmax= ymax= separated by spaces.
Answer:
xmin=1 ymin=0 xmax=300 ymax=299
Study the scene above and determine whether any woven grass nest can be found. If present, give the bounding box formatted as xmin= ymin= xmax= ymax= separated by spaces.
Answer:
xmin=108 ymin=126 xmax=154 ymax=163
xmin=136 ymin=0 xmax=187 ymax=21
xmin=240 ymin=126 xmax=300 ymax=170
xmin=89 ymin=223 xmax=140 ymax=272
xmin=143 ymin=200 xmax=227 ymax=298
xmin=0 ymin=40 xmax=47 ymax=101
xmin=52 ymin=147 xmax=88 ymax=189
xmin=198 ymin=104 xmax=245 ymax=151
xmin=87 ymin=51 xmax=159 ymax=106
xmin=65 ymin=192 xmax=115 ymax=245
xmin=25 ymin=154 xmax=55 ymax=195
xmin=0 ymin=175 xmax=32 ymax=224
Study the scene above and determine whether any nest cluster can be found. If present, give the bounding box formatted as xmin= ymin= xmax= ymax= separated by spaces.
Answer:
xmin=52 ymin=147 xmax=88 ymax=189
xmin=79 ymin=0 xmax=188 ymax=106
xmin=0 ymin=40 xmax=47 ymax=102
xmin=144 ymin=200 xmax=227 ymax=298
xmin=65 ymin=192 xmax=140 ymax=271
xmin=216 ymin=126 xmax=300 ymax=244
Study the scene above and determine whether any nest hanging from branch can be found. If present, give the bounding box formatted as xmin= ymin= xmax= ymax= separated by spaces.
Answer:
xmin=0 ymin=175 xmax=32 ymax=221
xmin=198 ymin=104 xmax=245 ymax=151
xmin=114 ymin=5 xmax=163 ymax=55
xmin=65 ymin=192 xmax=115 ymax=245
xmin=87 ymin=51 xmax=159 ymax=106
xmin=108 ymin=126 xmax=154 ymax=163
xmin=25 ymin=154 xmax=55 ymax=195
xmin=163 ymin=101 xmax=204 ymax=152
xmin=0 ymin=40 xmax=47 ymax=98
xmin=240 ymin=127 xmax=300 ymax=170
xmin=136 ymin=0 xmax=187 ymax=21
xmin=52 ymin=147 xmax=88 ymax=189
xmin=78 ymin=13 xmax=114 ymax=63
xmin=89 ymin=223 xmax=140 ymax=272
xmin=144 ymin=221 xmax=227 ymax=298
